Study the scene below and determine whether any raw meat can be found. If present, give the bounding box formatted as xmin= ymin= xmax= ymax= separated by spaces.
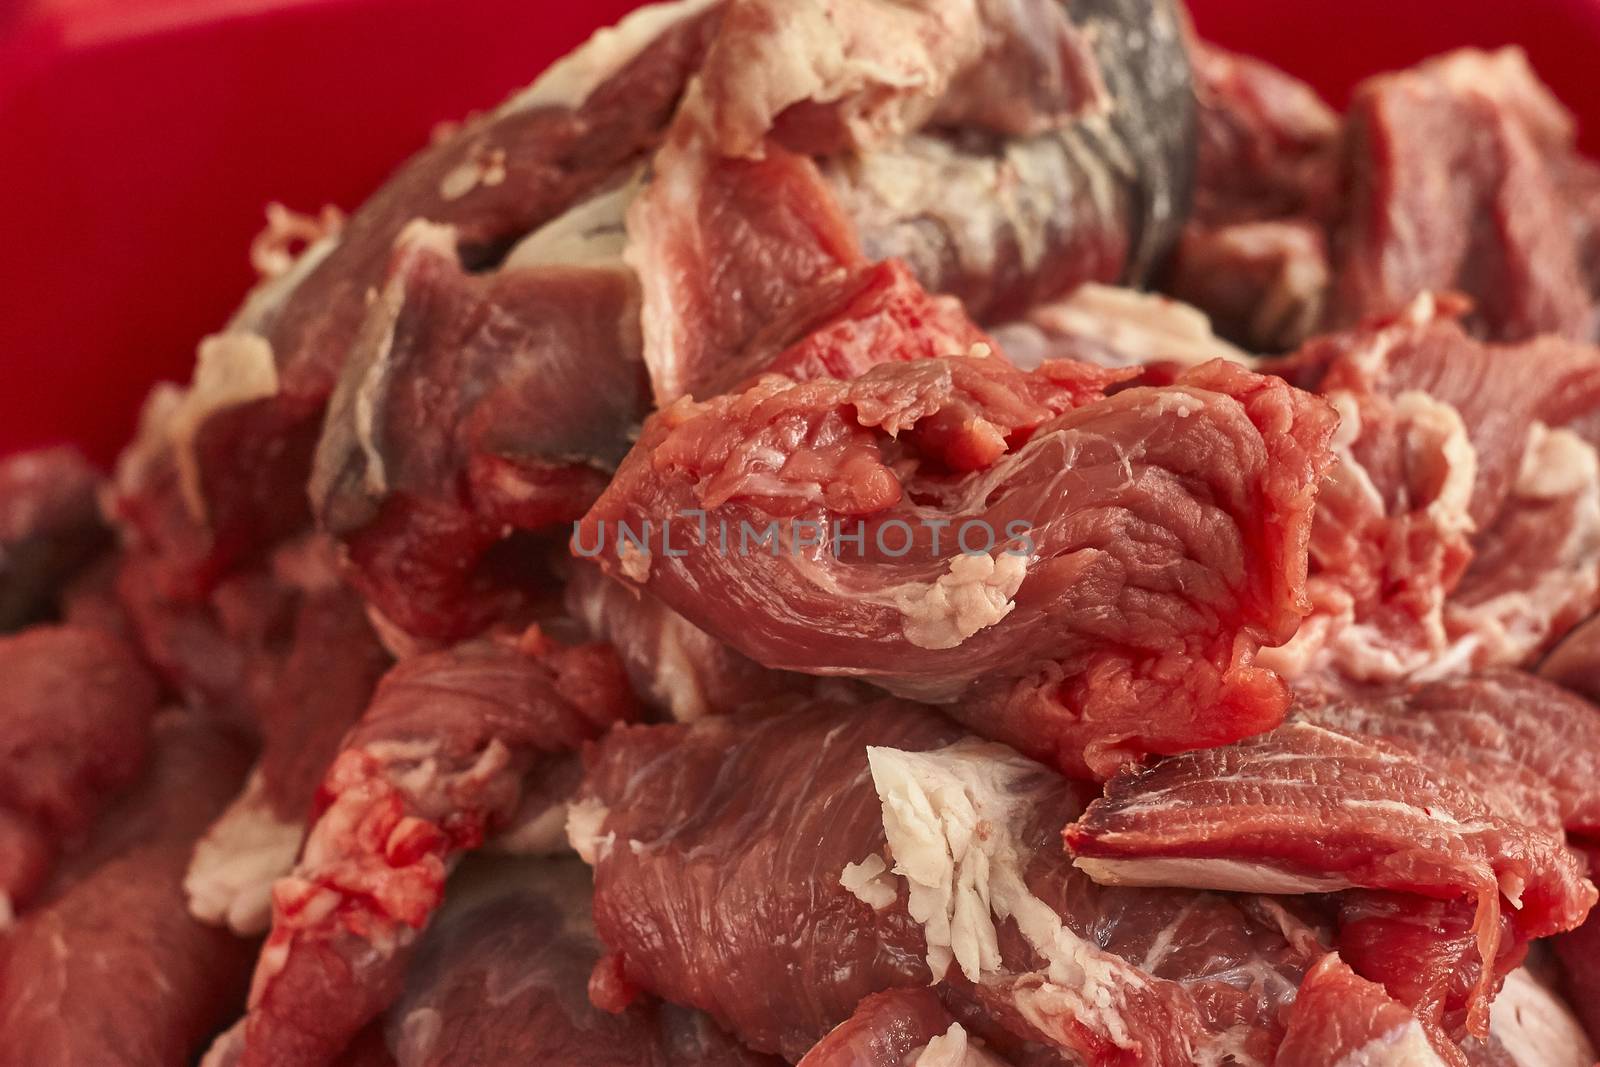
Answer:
xmin=1299 ymin=672 xmax=1600 ymax=835
xmin=1538 ymin=611 xmax=1600 ymax=704
xmin=0 ymin=623 xmax=160 ymax=914
xmin=1276 ymin=955 xmax=1464 ymax=1067
xmin=0 ymin=711 xmax=254 ymax=1067
xmin=110 ymin=0 xmax=724 ymax=593
xmin=796 ymin=990 xmax=985 ymax=1067
xmin=564 ymin=563 xmax=798 ymax=720
xmin=187 ymin=536 xmax=393 ymax=935
xmin=384 ymin=856 xmax=777 ymax=1066
xmin=1161 ymin=42 xmax=1339 ymax=352
xmin=309 ymin=219 xmax=644 ymax=640
xmin=0 ymin=446 xmax=109 ymax=630
xmin=634 ymin=0 xmax=1195 ymax=404
xmin=1333 ymin=49 xmax=1598 ymax=343
xmin=577 ymin=353 xmax=1336 ymax=778
xmin=227 ymin=627 xmax=639 ymax=1067
xmin=573 ymin=699 xmax=1316 ymax=1064
xmin=1063 ymin=720 xmax=1597 ymax=1034
xmin=1262 ymin=296 xmax=1600 ymax=687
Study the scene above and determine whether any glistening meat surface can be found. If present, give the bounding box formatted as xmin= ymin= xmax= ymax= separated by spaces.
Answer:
xmin=578 ymin=354 xmax=1335 ymax=778
xmin=1063 ymin=719 xmax=1597 ymax=1035
xmin=224 ymin=628 xmax=639 ymax=1067
xmin=572 ymin=699 xmax=1316 ymax=1065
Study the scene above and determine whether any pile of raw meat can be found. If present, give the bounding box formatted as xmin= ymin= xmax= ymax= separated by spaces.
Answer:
xmin=8 ymin=0 xmax=1600 ymax=1063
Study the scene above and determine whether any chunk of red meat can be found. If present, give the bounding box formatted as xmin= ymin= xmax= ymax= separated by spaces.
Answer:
xmin=1063 ymin=721 xmax=1596 ymax=1036
xmin=1330 ymin=891 xmax=1513 ymax=1042
xmin=308 ymin=220 xmax=642 ymax=641
xmin=1163 ymin=221 xmax=1330 ymax=354
xmin=0 ymin=624 xmax=159 ymax=913
xmin=630 ymin=136 xmax=867 ymax=404
xmin=578 ymin=354 xmax=1335 ymax=779
xmin=0 ymin=446 xmax=109 ymax=630
xmin=1333 ymin=49 xmax=1597 ymax=343
xmin=1263 ymin=298 xmax=1600 ymax=687
xmin=1552 ymin=879 xmax=1600 ymax=1046
xmin=1186 ymin=42 xmax=1341 ymax=227
xmin=231 ymin=628 xmax=638 ymax=1067
xmin=0 ymin=712 xmax=254 ymax=1067
xmin=110 ymin=1 xmax=722 ymax=592
xmin=383 ymin=857 xmax=776 ymax=1067
xmin=1277 ymin=955 xmax=1469 ymax=1067
xmin=185 ymin=537 xmax=394 ymax=935
xmin=575 ymin=700 xmax=1314 ymax=1064
xmin=636 ymin=0 xmax=1193 ymax=404
xmin=564 ymin=563 xmax=800 ymax=720
xmin=1158 ymin=43 xmax=1340 ymax=353
xmin=796 ymin=990 xmax=966 ymax=1067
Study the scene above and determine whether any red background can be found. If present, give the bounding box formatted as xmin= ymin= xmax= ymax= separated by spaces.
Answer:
xmin=3 ymin=0 xmax=1599 ymax=462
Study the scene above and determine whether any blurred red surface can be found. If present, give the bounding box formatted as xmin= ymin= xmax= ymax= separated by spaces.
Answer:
xmin=2 ymin=0 xmax=1599 ymax=462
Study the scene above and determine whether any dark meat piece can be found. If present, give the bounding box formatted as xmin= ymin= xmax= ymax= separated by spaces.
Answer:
xmin=634 ymin=0 xmax=1193 ymax=404
xmin=825 ymin=0 xmax=1195 ymax=323
xmin=1263 ymin=297 xmax=1600 ymax=687
xmin=0 ymin=446 xmax=109 ymax=630
xmin=0 ymin=624 xmax=160 ymax=913
xmin=230 ymin=627 xmax=639 ymax=1067
xmin=1552 ymin=847 xmax=1600 ymax=1047
xmin=309 ymin=221 xmax=644 ymax=641
xmin=109 ymin=0 xmax=724 ymax=594
xmin=1164 ymin=220 xmax=1330 ymax=355
xmin=1332 ymin=49 xmax=1597 ymax=343
xmin=575 ymin=699 xmax=1315 ymax=1064
xmin=384 ymin=856 xmax=777 ymax=1067
xmin=578 ymin=354 xmax=1335 ymax=779
xmin=0 ymin=711 xmax=254 ymax=1067
xmin=564 ymin=563 xmax=799 ymax=721
xmin=1186 ymin=42 xmax=1341 ymax=228
xmin=1538 ymin=611 xmax=1600 ymax=705
xmin=1063 ymin=720 xmax=1597 ymax=1037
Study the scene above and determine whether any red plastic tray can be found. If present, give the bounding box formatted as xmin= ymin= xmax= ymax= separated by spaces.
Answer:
xmin=4 ymin=0 xmax=1599 ymax=463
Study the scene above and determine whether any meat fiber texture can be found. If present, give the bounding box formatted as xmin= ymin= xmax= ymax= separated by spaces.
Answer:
xmin=0 ymin=446 xmax=110 ymax=630
xmin=1332 ymin=49 xmax=1600 ymax=344
xmin=220 ymin=627 xmax=639 ymax=1067
xmin=1260 ymin=294 xmax=1600 ymax=689
xmin=579 ymin=352 xmax=1336 ymax=779
xmin=0 ymin=623 xmax=160 ymax=915
xmin=572 ymin=699 xmax=1321 ymax=1065
xmin=376 ymin=856 xmax=777 ymax=1067
xmin=0 ymin=711 xmax=255 ymax=1067
xmin=1063 ymin=672 xmax=1600 ymax=1040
